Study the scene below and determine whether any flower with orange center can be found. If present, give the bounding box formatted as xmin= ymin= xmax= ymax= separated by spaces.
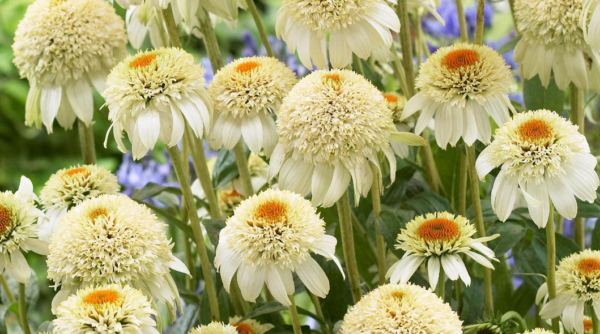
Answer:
xmin=387 ymin=212 xmax=498 ymax=290
xmin=477 ymin=109 xmax=599 ymax=228
xmin=215 ymin=189 xmax=343 ymax=306
xmin=540 ymin=250 xmax=600 ymax=334
xmin=402 ymin=42 xmax=515 ymax=148
xmin=228 ymin=316 xmax=273 ymax=334
xmin=53 ymin=284 xmax=159 ymax=334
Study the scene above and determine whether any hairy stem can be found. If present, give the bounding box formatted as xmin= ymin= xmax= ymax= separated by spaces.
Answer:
xmin=337 ymin=191 xmax=362 ymax=303
xmin=571 ymin=83 xmax=585 ymax=249
xmin=371 ymin=165 xmax=386 ymax=286
xmin=233 ymin=142 xmax=255 ymax=197
xmin=455 ymin=0 xmax=469 ymax=42
xmin=0 ymin=274 xmax=15 ymax=303
xmin=546 ymin=201 xmax=560 ymax=333
xmin=19 ymin=283 xmax=31 ymax=334
xmin=245 ymin=0 xmax=274 ymax=57
xmin=289 ymin=295 xmax=303 ymax=334
xmin=186 ymin=133 xmax=223 ymax=219
xmin=77 ymin=120 xmax=96 ymax=165
xmin=162 ymin=5 xmax=182 ymax=48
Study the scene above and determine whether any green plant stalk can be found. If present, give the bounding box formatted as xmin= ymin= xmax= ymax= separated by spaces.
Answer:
xmin=245 ymin=0 xmax=274 ymax=57
xmin=435 ymin=270 xmax=446 ymax=301
xmin=508 ymin=0 xmax=520 ymax=35
xmin=458 ymin=152 xmax=468 ymax=216
xmin=229 ymin=275 xmax=249 ymax=315
xmin=397 ymin=0 xmax=415 ymax=97
xmin=309 ymin=293 xmax=331 ymax=334
xmin=501 ymin=311 xmax=528 ymax=333
xmin=371 ymin=166 xmax=386 ymax=286
xmin=167 ymin=146 xmax=220 ymax=321
xmin=455 ymin=0 xmax=468 ymax=42
xmin=186 ymin=133 xmax=223 ymax=219
xmin=474 ymin=0 xmax=486 ymax=45
xmin=456 ymin=279 xmax=464 ymax=314
xmin=466 ymin=145 xmax=494 ymax=316
xmin=162 ymin=5 xmax=182 ymax=48
xmin=197 ymin=8 xmax=224 ymax=70
xmin=353 ymin=54 xmax=364 ymax=75
xmin=415 ymin=13 xmax=423 ymax=71
xmin=77 ymin=120 xmax=96 ymax=165
xmin=233 ymin=142 xmax=255 ymax=197
xmin=390 ymin=52 xmax=410 ymax=98
xmin=19 ymin=283 xmax=31 ymax=334
xmin=546 ymin=201 xmax=560 ymax=333
xmin=289 ymin=295 xmax=303 ymax=334
xmin=420 ymin=130 xmax=443 ymax=194
xmin=594 ymin=308 xmax=600 ymax=334
xmin=351 ymin=212 xmax=378 ymax=258
xmin=337 ymin=191 xmax=362 ymax=304
xmin=571 ymin=83 xmax=585 ymax=249
xmin=180 ymin=136 xmax=195 ymax=291
xmin=0 ymin=274 xmax=15 ymax=303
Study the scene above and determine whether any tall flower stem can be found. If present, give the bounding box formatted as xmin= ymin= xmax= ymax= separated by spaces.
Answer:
xmin=289 ymin=295 xmax=303 ymax=334
xmin=197 ymin=8 xmax=224 ymax=70
xmin=185 ymin=133 xmax=223 ymax=219
xmin=180 ymin=137 xmax=195 ymax=291
xmin=77 ymin=120 xmax=96 ymax=165
xmin=0 ymin=274 xmax=15 ymax=303
xmin=246 ymin=0 xmax=274 ymax=57
xmin=371 ymin=165 xmax=386 ymax=286
xmin=435 ymin=270 xmax=446 ymax=301
xmin=162 ymin=4 xmax=182 ymax=48
xmin=337 ymin=191 xmax=362 ymax=304
xmin=455 ymin=0 xmax=468 ymax=43
xmin=458 ymin=153 xmax=468 ymax=216
xmin=593 ymin=308 xmax=600 ymax=334
xmin=167 ymin=146 xmax=220 ymax=321
xmin=390 ymin=51 xmax=410 ymax=97
xmin=474 ymin=0 xmax=486 ymax=45
xmin=415 ymin=12 xmax=424 ymax=71
xmin=466 ymin=145 xmax=494 ymax=315
xmin=353 ymin=54 xmax=364 ymax=75
xmin=233 ymin=142 xmax=255 ymax=197
xmin=309 ymin=293 xmax=331 ymax=334
xmin=546 ymin=201 xmax=560 ymax=333
xmin=19 ymin=283 xmax=31 ymax=334
xmin=570 ymin=83 xmax=585 ymax=249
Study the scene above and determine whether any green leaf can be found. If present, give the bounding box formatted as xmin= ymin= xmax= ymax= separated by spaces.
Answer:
xmin=389 ymin=132 xmax=427 ymax=146
xmin=496 ymin=35 xmax=522 ymax=54
xmin=0 ymin=302 xmax=18 ymax=334
xmin=37 ymin=321 xmax=55 ymax=333
xmin=131 ymin=182 xmax=182 ymax=201
xmin=235 ymin=301 xmax=287 ymax=324
xmin=133 ymin=199 xmax=195 ymax=241
xmin=487 ymin=222 xmax=527 ymax=256
xmin=402 ymin=191 xmax=450 ymax=215
xmin=576 ymin=193 xmax=600 ymax=217
xmin=433 ymin=145 xmax=462 ymax=212
xmin=375 ymin=209 xmax=404 ymax=258
xmin=461 ymin=278 xmax=485 ymax=325
xmin=264 ymin=325 xmax=313 ymax=334
xmin=592 ymin=218 xmax=600 ymax=251
xmin=202 ymin=219 xmax=226 ymax=247
xmin=218 ymin=288 xmax=230 ymax=321
xmin=169 ymin=304 xmax=199 ymax=334
xmin=316 ymin=255 xmax=351 ymax=325
xmin=523 ymin=74 xmax=565 ymax=112
xmin=296 ymin=306 xmax=327 ymax=329
xmin=213 ymin=148 xmax=240 ymax=189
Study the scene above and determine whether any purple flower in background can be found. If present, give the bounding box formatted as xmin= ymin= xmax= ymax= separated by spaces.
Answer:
xmin=241 ymin=31 xmax=310 ymax=77
xmin=487 ymin=34 xmax=521 ymax=82
xmin=202 ymin=58 xmax=214 ymax=85
xmin=422 ymin=0 xmax=492 ymax=41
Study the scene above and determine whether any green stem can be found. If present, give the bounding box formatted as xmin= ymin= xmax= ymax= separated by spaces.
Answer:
xmin=571 ymin=83 xmax=585 ymax=249
xmin=435 ymin=270 xmax=446 ymax=301
xmin=546 ymin=201 xmax=560 ymax=333
xmin=337 ymin=191 xmax=362 ymax=304
xmin=309 ymin=293 xmax=331 ymax=334
xmin=352 ymin=54 xmax=364 ymax=76
xmin=351 ymin=212 xmax=378 ymax=258
xmin=397 ymin=0 xmax=415 ymax=97
xmin=371 ymin=166 xmax=386 ymax=286
xmin=466 ymin=145 xmax=494 ymax=316
xmin=501 ymin=311 xmax=528 ymax=333
xmin=180 ymin=136 xmax=195 ymax=291
xmin=77 ymin=120 xmax=96 ymax=165
xmin=415 ymin=13 xmax=423 ymax=72
xmin=186 ymin=133 xmax=223 ymax=219
xmin=390 ymin=51 xmax=410 ymax=97
xmin=420 ymin=130 xmax=443 ymax=195
xmin=455 ymin=0 xmax=469 ymax=43
xmin=593 ymin=308 xmax=600 ymax=334
xmin=508 ymin=0 xmax=520 ymax=35
xmin=197 ymin=8 xmax=224 ymax=70
xmin=474 ymin=0 xmax=486 ymax=45
xmin=458 ymin=152 xmax=468 ymax=216
xmin=230 ymin=273 xmax=249 ymax=315
xmin=289 ymin=295 xmax=303 ymax=334
xmin=0 ymin=274 xmax=15 ymax=304
xmin=162 ymin=4 xmax=182 ymax=48
xmin=233 ymin=142 xmax=255 ymax=197
xmin=167 ymin=146 xmax=220 ymax=321
xmin=19 ymin=284 xmax=31 ymax=334
xmin=245 ymin=0 xmax=274 ymax=57
xmin=456 ymin=279 xmax=463 ymax=314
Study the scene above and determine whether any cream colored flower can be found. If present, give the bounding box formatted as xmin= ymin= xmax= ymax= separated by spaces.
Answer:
xmin=476 ymin=109 xmax=599 ymax=228
xmin=189 ymin=323 xmax=238 ymax=334
xmin=215 ymin=189 xmax=343 ymax=306
xmin=53 ymin=284 xmax=158 ymax=334
xmin=39 ymin=165 xmax=120 ymax=241
xmin=388 ymin=212 xmax=498 ymax=289
xmin=339 ymin=283 xmax=462 ymax=333
xmin=276 ymin=0 xmax=400 ymax=69
xmin=383 ymin=92 xmax=413 ymax=158
xmin=126 ymin=1 xmax=168 ymax=49
xmin=0 ymin=177 xmax=48 ymax=284
xmin=229 ymin=316 xmax=273 ymax=334
xmin=105 ymin=48 xmax=213 ymax=160
xmin=522 ymin=330 xmax=556 ymax=334
xmin=47 ymin=194 xmax=190 ymax=318
xmin=12 ymin=0 xmax=127 ymax=133
xmin=201 ymin=0 xmax=247 ymax=24
xmin=209 ymin=56 xmax=297 ymax=157
xmin=402 ymin=42 xmax=515 ymax=148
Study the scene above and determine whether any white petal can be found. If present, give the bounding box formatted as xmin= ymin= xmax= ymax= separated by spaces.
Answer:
xmin=23 ymin=239 xmax=49 ymax=256
xmin=546 ymin=174 xmax=578 ymax=220
xmin=428 ymin=256 xmax=441 ymax=290
xmin=259 ymin=112 xmax=278 ymax=157
xmin=321 ymin=161 xmax=351 ymax=208
xmin=267 ymin=144 xmax=286 ymax=180
xmin=41 ymin=85 xmax=62 ymax=133
xmin=241 ymin=116 xmax=263 ymax=153
xmin=16 ymin=176 xmax=37 ymax=202
xmin=464 ymin=250 xmax=495 ymax=269
xmin=451 ymin=254 xmax=471 ymax=286
xmin=540 ymin=294 xmax=570 ymax=319
xmin=266 ymin=265 xmax=291 ymax=306
xmin=168 ymin=256 xmax=190 ymax=275
xmin=136 ymin=109 xmax=161 ymax=149
xmin=311 ymin=235 xmax=345 ymax=279
xmin=536 ymin=282 xmax=548 ymax=305
xmin=491 ymin=170 xmax=518 ymax=221
xmin=237 ymin=263 xmax=266 ymax=302
xmin=526 ymin=180 xmax=550 ymax=228
xmin=329 ymin=31 xmax=352 ymax=69
xmin=6 ymin=251 xmax=30 ymax=284
xmin=402 ymin=92 xmax=429 ymax=120
xmin=66 ymin=80 xmax=94 ymax=126
xmin=221 ymin=115 xmax=243 ymax=150
xmin=311 ymin=164 xmax=334 ymax=207
xmin=295 ymin=257 xmax=329 ymax=298
xmin=441 ymin=254 xmax=458 ymax=280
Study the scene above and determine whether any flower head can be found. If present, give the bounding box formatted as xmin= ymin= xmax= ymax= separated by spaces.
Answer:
xmin=47 ymin=194 xmax=189 ymax=317
xmin=384 ymin=91 xmax=413 ymax=158
xmin=388 ymin=212 xmax=498 ymax=289
xmin=189 ymin=323 xmax=238 ymax=334
xmin=209 ymin=56 xmax=297 ymax=156
xmin=53 ymin=284 xmax=158 ymax=334
xmin=105 ymin=47 xmax=213 ymax=160
xmin=339 ymin=283 xmax=462 ymax=334
xmin=12 ymin=0 xmax=127 ymax=132
xmin=229 ymin=316 xmax=273 ymax=334
xmin=522 ymin=330 xmax=555 ymax=334
xmin=477 ymin=110 xmax=599 ymax=227
xmin=215 ymin=189 xmax=342 ymax=306
xmin=402 ymin=42 xmax=514 ymax=148
xmin=269 ymin=69 xmax=397 ymax=207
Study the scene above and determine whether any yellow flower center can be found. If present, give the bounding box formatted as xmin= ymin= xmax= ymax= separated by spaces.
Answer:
xmin=0 ymin=205 xmax=13 ymax=236
xmin=83 ymin=290 xmax=120 ymax=305
xmin=236 ymin=60 xmax=260 ymax=73
xmin=251 ymin=200 xmax=287 ymax=227
xmin=130 ymin=54 xmax=157 ymax=68
xmin=233 ymin=323 xmax=254 ymax=334
xmin=417 ymin=218 xmax=460 ymax=241
xmin=585 ymin=319 xmax=593 ymax=331
xmin=518 ymin=119 xmax=553 ymax=143
xmin=89 ymin=208 xmax=108 ymax=222
xmin=577 ymin=258 xmax=600 ymax=276
xmin=62 ymin=167 xmax=90 ymax=178
xmin=383 ymin=94 xmax=398 ymax=103
xmin=442 ymin=49 xmax=479 ymax=70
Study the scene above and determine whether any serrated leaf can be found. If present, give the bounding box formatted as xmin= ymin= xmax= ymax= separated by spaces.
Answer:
xmin=213 ymin=148 xmax=240 ymax=189
xmin=375 ymin=209 xmax=404 ymax=258
xmin=201 ymin=219 xmax=226 ymax=247
xmin=523 ymin=74 xmax=564 ymax=112
xmin=389 ymin=132 xmax=427 ymax=146
xmin=131 ymin=182 xmax=182 ymax=201
xmin=487 ymin=222 xmax=527 ymax=256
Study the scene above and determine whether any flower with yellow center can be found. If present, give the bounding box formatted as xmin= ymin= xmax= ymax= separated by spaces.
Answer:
xmin=522 ymin=330 xmax=555 ymax=334
xmin=515 ymin=0 xmax=600 ymax=92
xmin=276 ymin=0 xmax=400 ymax=69
xmin=12 ymin=0 xmax=127 ymax=133
xmin=270 ymin=70 xmax=418 ymax=208
xmin=39 ymin=165 xmax=120 ymax=241
xmin=540 ymin=250 xmax=600 ymax=334
xmin=476 ymin=110 xmax=599 ymax=228
xmin=402 ymin=42 xmax=515 ymax=148
xmin=383 ymin=91 xmax=414 ymax=158
xmin=0 ymin=177 xmax=48 ymax=284
xmin=214 ymin=189 xmax=343 ymax=306
xmin=104 ymin=48 xmax=213 ymax=160
xmin=53 ymin=284 xmax=159 ymax=334
xmin=208 ymin=56 xmax=297 ymax=157
xmin=229 ymin=316 xmax=273 ymax=334
xmin=339 ymin=283 xmax=462 ymax=333
xmin=189 ymin=323 xmax=238 ymax=334
xmin=387 ymin=212 xmax=498 ymax=289
xmin=47 ymin=194 xmax=190 ymax=318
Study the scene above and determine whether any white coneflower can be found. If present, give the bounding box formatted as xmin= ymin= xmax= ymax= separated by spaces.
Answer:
xmin=53 ymin=284 xmax=159 ymax=334
xmin=387 ymin=212 xmax=498 ymax=289
xmin=476 ymin=109 xmax=599 ymax=228
xmin=39 ymin=165 xmax=120 ymax=241
xmin=582 ymin=0 xmax=600 ymax=49
xmin=384 ymin=91 xmax=413 ymax=158
xmin=202 ymin=0 xmax=247 ymax=24
xmin=0 ymin=177 xmax=48 ymax=283
xmin=402 ymin=42 xmax=515 ymax=148
xmin=46 ymin=194 xmax=189 ymax=317
xmin=104 ymin=48 xmax=213 ymax=160
xmin=540 ymin=250 xmax=600 ymax=334
xmin=12 ymin=0 xmax=127 ymax=133
xmin=229 ymin=316 xmax=273 ymax=334
xmin=126 ymin=1 xmax=168 ymax=49
xmin=339 ymin=283 xmax=462 ymax=334
xmin=189 ymin=323 xmax=238 ymax=334
xmin=208 ymin=56 xmax=297 ymax=157
xmin=276 ymin=0 xmax=400 ymax=69
xmin=523 ymin=330 xmax=555 ymax=334
xmin=270 ymin=69 xmax=411 ymax=208
xmin=214 ymin=189 xmax=343 ymax=306
xmin=515 ymin=0 xmax=600 ymax=91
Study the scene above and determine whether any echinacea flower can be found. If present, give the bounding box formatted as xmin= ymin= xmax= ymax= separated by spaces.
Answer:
xmin=522 ymin=330 xmax=555 ymax=334
xmin=126 ymin=1 xmax=169 ymax=49
xmin=53 ymin=284 xmax=159 ymax=334
xmin=476 ymin=109 xmax=599 ymax=228
xmin=229 ymin=316 xmax=273 ymax=334
xmin=201 ymin=0 xmax=247 ymax=24
xmin=383 ymin=91 xmax=412 ymax=158
xmin=189 ymin=323 xmax=238 ymax=334
xmin=540 ymin=250 xmax=600 ymax=334
xmin=402 ymin=42 xmax=515 ymax=148
xmin=47 ymin=194 xmax=190 ymax=318
xmin=339 ymin=283 xmax=463 ymax=334
xmin=387 ymin=212 xmax=498 ymax=289
xmin=39 ymin=165 xmax=120 ymax=241
xmin=12 ymin=0 xmax=127 ymax=133
xmin=214 ymin=189 xmax=343 ymax=306
xmin=104 ymin=48 xmax=213 ymax=160
xmin=276 ymin=0 xmax=400 ymax=69
xmin=582 ymin=0 xmax=600 ymax=50
xmin=0 ymin=176 xmax=49 ymax=283
xmin=208 ymin=56 xmax=297 ymax=157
